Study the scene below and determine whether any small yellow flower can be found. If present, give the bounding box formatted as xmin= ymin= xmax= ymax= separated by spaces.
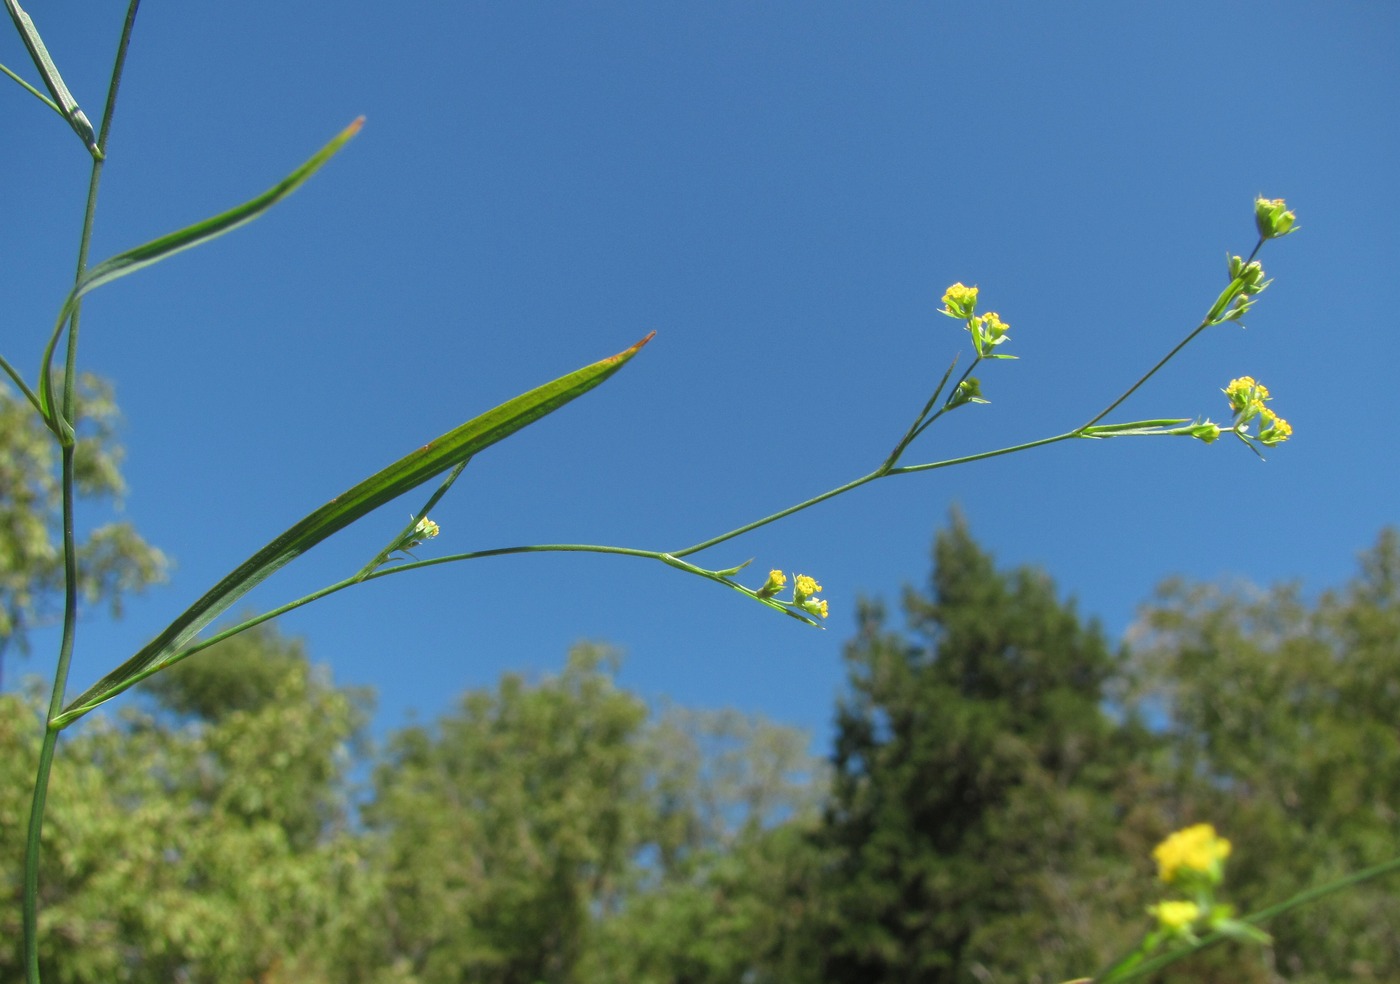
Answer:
xmin=980 ymin=312 xmax=1009 ymax=341
xmin=1259 ymin=411 xmax=1293 ymax=446
xmin=941 ymin=282 xmax=979 ymax=319
xmin=1150 ymin=900 xmax=1202 ymax=933
xmin=756 ymin=569 xmax=787 ymax=599
xmin=1153 ymin=824 xmax=1232 ymax=885
xmin=794 ymin=574 xmax=822 ymax=600
xmin=414 ymin=517 xmax=440 ymax=540
xmin=801 ymin=597 xmax=829 ymax=619
xmin=1224 ymin=376 xmax=1271 ymax=417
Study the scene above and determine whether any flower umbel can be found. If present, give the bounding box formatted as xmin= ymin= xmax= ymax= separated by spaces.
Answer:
xmin=1153 ymin=823 xmax=1231 ymax=886
xmin=792 ymin=573 xmax=829 ymax=619
xmin=1221 ymin=376 xmax=1292 ymax=450
xmin=1224 ymin=376 xmax=1270 ymax=417
xmin=940 ymin=282 xmax=978 ymax=319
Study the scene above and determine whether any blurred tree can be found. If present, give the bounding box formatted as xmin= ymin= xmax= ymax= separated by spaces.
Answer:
xmin=0 ymin=375 xmax=167 ymax=684
xmin=1127 ymin=528 xmax=1400 ymax=983
xmin=365 ymin=647 xmax=826 ymax=984
xmin=815 ymin=513 xmax=1150 ymax=984
xmin=366 ymin=644 xmax=649 ymax=984
xmin=0 ymin=624 xmax=379 ymax=984
xmin=580 ymin=706 xmax=827 ymax=984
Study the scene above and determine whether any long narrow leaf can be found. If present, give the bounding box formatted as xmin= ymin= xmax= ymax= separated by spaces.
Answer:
xmin=75 ymin=117 xmax=364 ymax=300
xmin=3 ymin=0 xmax=100 ymax=156
xmin=56 ymin=332 xmax=654 ymax=724
xmin=39 ymin=118 xmax=364 ymax=422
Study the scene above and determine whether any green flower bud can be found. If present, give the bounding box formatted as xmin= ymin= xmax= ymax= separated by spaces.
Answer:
xmin=1254 ymin=197 xmax=1298 ymax=240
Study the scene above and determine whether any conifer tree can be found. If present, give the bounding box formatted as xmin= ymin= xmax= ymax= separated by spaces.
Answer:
xmin=818 ymin=514 xmax=1143 ymax=983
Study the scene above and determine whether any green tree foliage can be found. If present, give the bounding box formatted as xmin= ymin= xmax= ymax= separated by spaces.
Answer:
xmin=581 ymin=706 xmax=827 ymax=984
xmin=816 ymin=513 xmax=1150 ymax=984
xmin=0 ymin=625 xmax=379 ymax=984
xmin=363 ymin=648 xmax=824 ymax=984
xmin=1127 ymin=528 xmax=1400 ymax=983
xmin=0 ymin=376 xmax=167 ymax=679
xmin=366 ymin=645 xmax=650 ymax=984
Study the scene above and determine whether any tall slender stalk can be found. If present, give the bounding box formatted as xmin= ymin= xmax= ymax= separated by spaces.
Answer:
xmin=23 ymin=4 xmax=142 ymax=981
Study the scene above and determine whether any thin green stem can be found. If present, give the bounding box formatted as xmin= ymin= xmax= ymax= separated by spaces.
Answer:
xmin=355 ymin=458 xmax=470 ymax=580
xmin=1095 ymin=854 xmax=1400 ymax=982
xmin=0 ymin=354 xmax=44 ymax=416
xmin=22 ymin=728 xmax=60 ymax=984
xmin=1080 ymin=237 xmax=1266 ymax=431
xmin=24 ymin=443 xmax=79 ymax=984
xmin=670 ymin=470 xmax=887 ymax=559
xmin=890 ymin=431 xmax=1081 ymax=475
xmin=48 ymin=542 xmax=671 ymax=728
xmin=0 ymin=59 xmax=61 ymax=113
xmin=24 ymin=6 xmax=142 ymax=981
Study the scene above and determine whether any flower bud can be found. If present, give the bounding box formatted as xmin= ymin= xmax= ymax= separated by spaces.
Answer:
xmin=1254 ymin=197 xmax=1297 ymax=240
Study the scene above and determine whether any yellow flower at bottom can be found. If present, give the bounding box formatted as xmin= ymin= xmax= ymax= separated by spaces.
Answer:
xmin=1150 ymin=900 xmax=1202 ymax=932
xmin=1153 ymin=824 xmax=1231 ymax=884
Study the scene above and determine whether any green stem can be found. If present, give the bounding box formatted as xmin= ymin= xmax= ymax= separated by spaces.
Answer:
xmin=0 ymin=58 xmax=61 ymax=114
xmin=0 ymin=354 xmax=44 ymax=416
xmin=1095 ymin=855 xmax=1400 ymax=983
xmin=1080 ymin=237 xmax=1266 ymax=431
xmin=669 ymin=427 xmax=1081 ymax=560
xmin=23 ymin=442 xmax=79 ymax=984
xmin=355 ymin=458 xmax=470 ymax=580
xmin=671 ymin=469 xmax=887 ymax=559
xmin=890 ymin=431 xmax=1080 ymax=475
xmin=24 ymin=6 xmax=141 ymax=981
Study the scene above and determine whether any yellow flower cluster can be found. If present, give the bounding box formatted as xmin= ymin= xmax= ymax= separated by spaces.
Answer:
xmin=1224 ymin=376 xmax=1269 ymax=412
xmin=1223 ymin=376 xmax=1292 ymax=446
xmin=794 ymin=574 xmax=828 ymax=619
xmin=1153 ymin=823 xmax=1231 ymax=884
xmin=940 ymin=282 xmax=979 ymax=318
xmin=1150 ymin=900 xmax=1202 ymax=932
xmin=752 ymin=569 xmax=828 ymax=619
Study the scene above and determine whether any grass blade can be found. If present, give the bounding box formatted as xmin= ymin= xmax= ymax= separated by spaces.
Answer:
xmin=55 ymin=331 xmax=654 ymax=725
xmin=39 ymin=118 xmax=364 ymax=423
xmin=3 ymin=0 xmax=101 ymax=157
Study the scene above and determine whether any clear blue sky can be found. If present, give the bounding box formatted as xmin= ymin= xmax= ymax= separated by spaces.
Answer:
xmin=5 ymin=2 xmax=1397 ymax=746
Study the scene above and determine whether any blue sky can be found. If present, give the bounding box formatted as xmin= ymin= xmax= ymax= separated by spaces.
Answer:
xmin=5 ymin=2 xmax=1397 ymax=747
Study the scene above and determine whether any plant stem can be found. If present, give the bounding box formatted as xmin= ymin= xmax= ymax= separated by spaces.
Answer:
xmin=0 ymin=58 xmax=61 ymax=114
xmin=1095 ymin=854 xmax=1400 ymax=982
xmin=23 ymin=5 xmax=142 ymax=981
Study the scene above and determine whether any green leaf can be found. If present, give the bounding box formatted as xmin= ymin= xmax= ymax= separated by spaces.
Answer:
xmin=55 ymin=332 xmax=655 ymax=726
xmin=39 ymin=119 xmax=365 ymax=424
xmin=3 ymin=0 xmax=101 ymax=157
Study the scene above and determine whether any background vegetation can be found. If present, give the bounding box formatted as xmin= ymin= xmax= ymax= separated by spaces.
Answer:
xmin=4 ymin=384 xmax=1396 ymax=983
